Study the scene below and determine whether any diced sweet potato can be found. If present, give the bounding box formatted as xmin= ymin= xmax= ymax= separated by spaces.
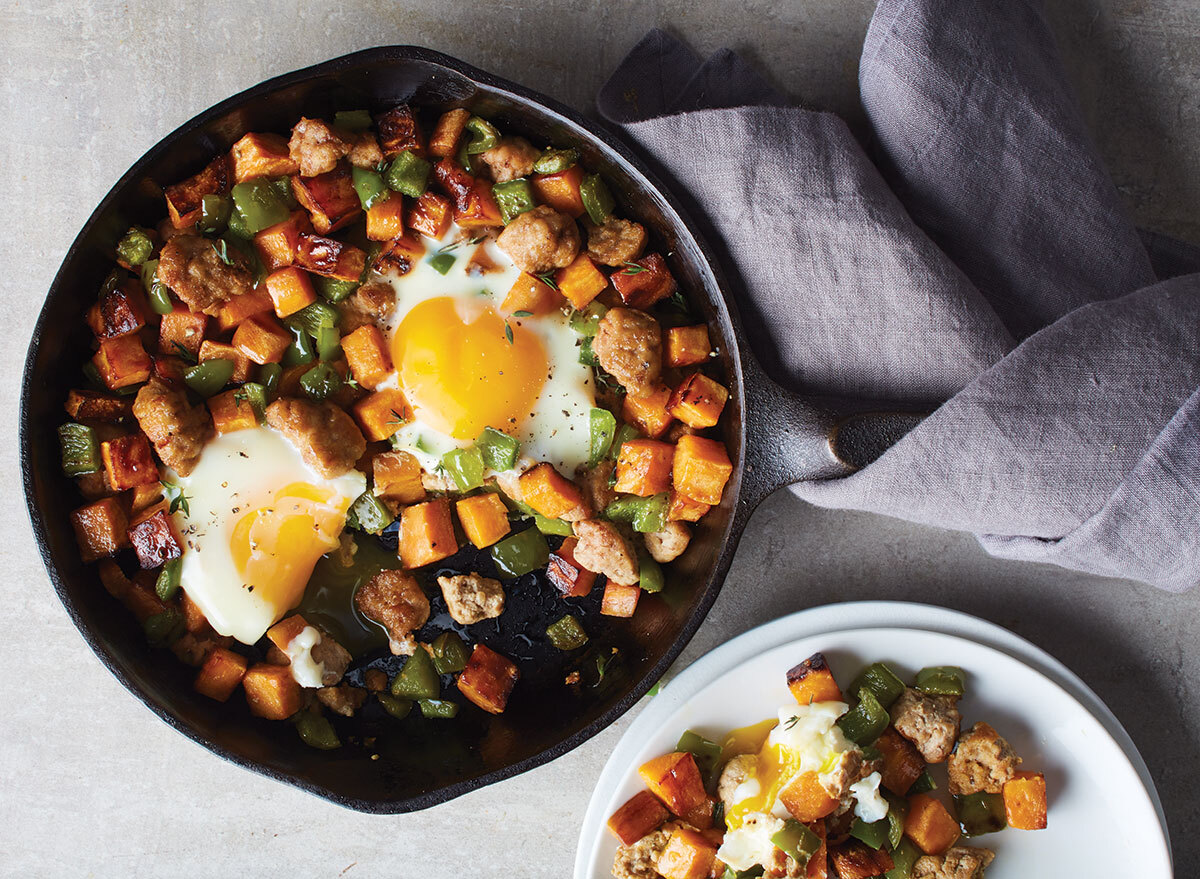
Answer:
xmin=295 ymin=233 xmax=366 ymax=282
xmin=164 ymin=154 xmax=231 ymax=228
xmin=455 ymin=492 xmax=511 ymax=549
xmin=1003 ymin=771 xmax=1048 ymax=830
xmin=456 ymin=644 xmax=519 ymax=714
xmin=129 ymin=482 xmax=163 ymax=514
xmin=398 ymin=498 xmax=458 ymax=568
xmin=372 ymin=450 xmax=426 ymax=505
xmin=406 ymin=191 xmax=453 ymax=239
xmin=197 ymin=340 xmax=252 ymax=383
xmin=64 ymin=389 xmax=133 ymax=422
xmin=638 ymin=751 xmax=708 ymax=817
xmin=371 ymin=231 xmax=425 ymax=276
xmin=665 ymin=325 xmax=712 ymax=368
xmin=100 ymin=433 xmax=158 ymax=490
xmin=87 ymin=280 xmax=148 ymax=339
xmin=291 ymin=164 xmax=360 ymax=233
xmin=97 ymin=559 xmax=131 ymax=598
xmin=266 ymin=613 xmax=309 ymax=651
xmin=158 ymin=307 xmax=208 ymax=358
xmin=668 ymin=373 xmax=728 ymax=429
xmin=531 ymin=165 xmax=585 ymax=218
xmin=453 ymin=181 xmax=504 ymax=228
xmin=807 ymin=821 xmax=828 ymax=879
xmin=612 ymin=253 xmax=677 ymax=309
xmin=242 ymin=662 xmax=303 ymax=720
xmin=622 ymin=385 xmax=674 ymax=439
xmin=601 ymin=581 xmax=641 ymax=617
xmin=341 ymin=324 xmax=393 ymax=389
xmin=70 ymin=496 xmax=128 ymax=562
xmin=432 ymin=158 xmax=476 ymax=207
xmin=607 ymin=789 xmax=670 ymax=845
xmin=502 ymin=272 xmax=560 ymax=317
xmin=547 ymin=536 xmax=597 ymax=597
xmin=181 ymin=590 xmax=207 ymax=633
xmin=120 ymin=577 xmax=168 ymax=623
xmin=779 ymin=770 xmax=840 ymax=822
xmin=207 ymin=388 xmax=259 ymax=434
xmin=667 ymin=490 xmax=709 ymax=522
xmin=786 ymin=652 xmax=844 ymax=705
xmin=904 ymin=794 xmax=960 ymax=855
xmin=352 ymin=388 xmax=411 ymax=441
xmin=264 ymin=265 xmax=317 ymax=318
xmin=656 ymin=826 xmax=717 ymax=879
xmin=216 ymin=286 xmax=275 ymax=332
xmin=828 ymin=840 xmax=893 ymax=879
xmin=93 ymin=334 xmax=152 ymax=390
xmin=230 ymin=132 xmax=298 ymax=182
xmin=127 ymin=502 xmax=184 ymax=569
xmin=376 ymin=104 xmax=425 ymax=158
xmin=363 ymin=190 xmax=406 ymax=241
xmin=672 ymin=435 xmax=732 ymax=506
xmin=875 ymin=727 xmax=926 ymax=796
xmin=554 ymin=252 xmax=608 ymax=310
xmin=681 ymin=799 xmax=715 ymax=831
xmin=253 ymin=210 xmax=314 ymax=270
xmin=519 ymin=463 xmax=588 ymax=520
xmin=428 ymin=108 xmax=470 ymax=158
xmin=614 ymin=439 xmax=675 ymax=497
xmin=232 ymin=313 xmax=291 ymax=365
xmin=194 ymin=647 xmax=248 ymax=702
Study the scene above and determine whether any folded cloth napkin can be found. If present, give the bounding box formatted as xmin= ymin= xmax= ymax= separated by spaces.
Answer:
xmin=596 ymin=0 xmax=1200 ymax=592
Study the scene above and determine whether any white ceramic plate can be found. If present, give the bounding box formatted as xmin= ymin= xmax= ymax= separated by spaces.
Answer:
xmin=575 ymin=602 xmax=1171 ymax=878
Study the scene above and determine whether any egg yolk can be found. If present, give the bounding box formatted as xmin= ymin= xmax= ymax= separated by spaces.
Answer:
xmin=392 ymin=296 xmax=548 ymax=440
xmin=230 ymin=482 xmax=350 ymax=615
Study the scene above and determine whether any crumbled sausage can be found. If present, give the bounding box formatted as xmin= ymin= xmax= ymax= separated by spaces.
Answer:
xmin=762 ymin=846 xmax=806 ymax=879
xmin=913 ymin=847 xmax=996 ymax=879
xmin=311 ymin=628 xmax=351 ymax=686
xmin=347 ymin=132 xmax=384 ymax=169
xmin=363 ymin=668 xmax=388 ymax=692
xmin=338 ymin=281 xmax=396 ymax=333
xmin=612 ymin=827 xmax=671 ymax=879
xmin=591 ymin=307 xmax=663 ymax=398
xmin=821 ymin=749 xmax=881 ymax=800
xmin=437 ymin=573 xmax=506 ymax=625
xmin=355 ymin=570 xmax=430 ymax=656
xmin=573 ymin=518 xmax=639 ymax=584
xmin=496 ymin=204 xmax=581 ymax=274
xmin=578 ymin=460 xmax=618 ymax=514
xmin=288 ymin=117 xmax=352 ymax=177
xmin=133 ymin=378 xmax=214 ymax=476
xmin=587 ymin=217 xmax=648 ymax=266
xmin=717 ymin=754 xmax=756 ymax=811
xmin=478 ymin=136 xmax=540 ymax=183
xmin=644 ymin=521 xmax=691 ymax=563
xmin=156 ymin=233 xmax=255 ymax=316
xmin=948 ymin=722 xmax=1021 ymax=795
xmin=891 ymin=687 xmax=962 ymax=764
xmin=264 ymin=397 xmax=365 ymax=478
xmin=664 ymin=421 xmax=699 ymax=443
xmin=316 ymin=684 xmax=367 ymax=717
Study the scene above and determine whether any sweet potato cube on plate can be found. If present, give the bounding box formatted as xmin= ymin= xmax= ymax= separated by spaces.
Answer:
xmin=502 ymin=273 xmax=560 ymax=317
xmin=291 ymin=164 xmax=360 ymax=234
xmin=128 ymin=502 xmax=184 ymax=569
xmin=399 ymin=498 xmax=458 ymax=568
xmin=531 ymin=165 xmax=585 ymax=218
xmin=207 ymin=388 xmax=260 ymax=434
xmin=607 ymin=789 xmax=669 ymax=845
xmin=253 ymin=210 xmax=313 ymax=270
xmin=665 ymin=325 xmax=712 ymax=367
xmin=622 ymin=384 xmax=674 ymax=439
xmin=376 ymin=104 xmax=425 ymax=158
xmin=601 ymin=581 xmax=641 ymax=617
xmin=406 ymin=191 xmax=453 ymax=240
xmin=372 ymin=450 xmax=426 ymax=505
xmin=614 ymin=439 xmax=675 ymax=497
xmin=904 ymin=793 xmax=960 ymax=854
xmin=353 ymin=388 xmax=411 ymax=441
xmin=519 ymin=462 xmax=588 ymax=519
xmin=164 ymin=154 xmax=231 ymax=228
xmin=1003 ymin=771 xmax=1048 ymax=830
xmin=194 ymin=647 xmax=248 ymax=702
xmin=668 ymin=373 xmax=728 ymax=429
xmin=428 ymin=108 xmax=470 ymax=158
xmin=668 ymin=490 xmax=710 ymax=523
xmin=216 ymin=286 xmax=274 ymax=332
xmin=100 ymin=433 xmax=158 ymax=490
xmin=70 ymin=497 xmax=128 ymax=562
xmin=295 ymin=233 xmax=366 ymax=282
xmin=786 ymin=652 xmax=844 ymax=705
xmin=233 ymin=313 xmax=291 ymax=365
xmin=242 ymin=663 xmax=302 ymax=720
xmin=554 ymin=253 xmax=608 ymax=310
xmin=638 ymin=751 xmax=707 ymax=816
xmin=158 ymin=307 xmax=208 ymax=358
xmin=64 ymin=389 xmax=133 ymax=422
xmin=806 ymin=821 xmax=828 ymax=879
xmin=612 ymin=252 xmax=677 ymax=309
xmin=457 ymin=644 xmax=519 ymax=714
xmin=230 ymin=132 xmax=298 ymax=182
xmin=432 ymin=158 xmax=476 ymax=206
xmin=455 ymin=492 xmax=511 ymax=549
xmin=93 ymin=334 xmax=152 ymax=390
xmin=547 ymin=536 xmax=597 ymax=597
xmin=365 ymin=191 xmax=407 ymax=241
xmin=371 ymin=231 xmax=425 ymax=276
xmin=340 ymin=325 xmax=393 ymax=390
xmin=453 ymin=181 xmax=504 ymax=228
xmin=829 ymin=840 xmax=893 ymax=879
xmin=656 ymin=825 xmax=718 ymax=879
xmin=264 ymin=266 xmax=317 ymax=318
xmin=672 ymin=435 xmax=732 ymax=506
xmin=875 ymin=727 xmax=926 ymax=796
xmin=779 ymin=770 xmax=840 ymax=822
xmin=198 ymin=340 xmax=252 ymax=383
xmin=87 ymin=280 xmax=148 ymax=339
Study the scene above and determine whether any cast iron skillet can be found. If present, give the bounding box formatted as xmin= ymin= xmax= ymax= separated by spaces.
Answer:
xmin=20 ymin=47 xmax=922 ymax=812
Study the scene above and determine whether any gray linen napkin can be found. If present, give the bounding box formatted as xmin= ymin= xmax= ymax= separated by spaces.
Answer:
xmin=596 ymin=1 xmax=1200 ymax=592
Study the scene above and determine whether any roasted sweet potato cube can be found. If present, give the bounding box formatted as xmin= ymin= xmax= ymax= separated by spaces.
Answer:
xmin=672 ymin=435 xmax=732 ymax=506
xmin=181 ymin=590 xmax=207 ymax=633
xmin=553 ymin=253 xmax=608 ymax=310
xmin=531 ymin=165 xmax=585 ymax=218
xmin=194 ymin=647 xmax=248 ymax=702
xmin=290 ymin=164 xmax=360 ymax=234
xmin=207 ymin=388 xmax=259 ymax=434
xmin=87 ymin=280 xmax=148 ymax=339
xmin=614 ymin=439 xmax=675 ymax=497
xmin=622 ymin=384 xmax=674 ymax=439
xmin=121 ymin=576 xmax=168 ymax=623
xmin=230 ymin=132 xmax=298 ymax=182
xmin=638 ymin=751 xmax=708 ymax=816
xmin=64 ymin=389 xmax=132 ymax=422
xmin=265 ymin=613 xmax=309 ymax=651
xmin=372 ymin=450 xmax=426 ymax=505
xmin=376 ymin=104 xmax=425 ymax=158
xmin=875 ymin=727 xmax=925 ymax=795
xmin=779 ymin=770 xmax=840 ymax=822
xmin=668 ymin=490 xmax=710 ymax=522
xmin=453 ymin=181 xmax=504 ymax=228
xmin=158 ymin=307 xmax=208 ymax=358
xmin=681 ymin=799 xmax=715 ymax=831
xmin=295 ymin=233 xmax=366 ymax=282
xmin=264 ymin=265 xmax=317 ymax=318
xmin=232 ymin=313 xmax=291 ymax=365
xmin=164 ymin=154 xmax=232 ymax=228
xmin=253 ymin=210 xmax=313 ymax=270
xmin=1003 ymin=771 xmax=1048 ymax=830
xmin=457 ymin=644 xmax=519 ymax=714
xmin=612 ymin=252 xmax=677 ymax=309
xmin=93 ymin=334 xmax=152 ymax=390
xmin=100 ymin=433 xmax=158 ymax=490
xmin=656 ymin=826 xmax=718 ymax=879
xmin=76 ymin=470 xmax=117 ymax=501
xmin=432 ymin=158 xmax=475 ymax=207
xmin=129 ymin=482 xmax=163 ymax=515
xmin=340 ymin=324 xmax=393 ymax=389
xmin=829 ymin=841 xmax=893 ymax=879
xmin=406 ymin=191 xmax=453 ymax=239
xmin=904 ymin=794 xmax=960 ymax=855
xmin=786 ymin=652 xmax=844 ymax=705
xmin=152 ymin=355 xmax=188 ymax=385
xmin=242 ymin=662 xmax=303 ymax=720
xmin=70 ymin=497 xmax=128 ymax=562
xmin=607 ymin=789 xmax=670 ymax=845
xmin=668 ymin=373 xmax=728 ymax=429
xmin=428 ymin=108 xmax=470 ymax=158
xmin=97 ymin=559 xmax=131 ymax=599
xmin=353 ymin=388 xmax=411 ymax=441
xmin=806 ymin=821 xmax=828 ymax=879
xmin=665 ymin=325 xmax=712 ymax=367
xmin=398 ymin=498 xmax=458 ymax=568
xmin=600 ymin=581 xmax=641 ymax=617
xmin=502 ymin=272 xmax=560 ymax=317
xmin=216 ymin=286 xmax=274 ymax=332
xmin=547 ymin=536 xmax=597 ymax=597
xmin=128 ymin=502 xmax=184 ymax=569
xmin=455 ymin=492 xmax=511 ymax=549
xmin=519 ymin=462 xmax=588 ymax=519
xmin=364 ymin=190 xmax=406 ymax=241
xmin=371 ymin=231 xmax=425 ymax=276
xmin=198 ymin=340 xmax=252 ymax=383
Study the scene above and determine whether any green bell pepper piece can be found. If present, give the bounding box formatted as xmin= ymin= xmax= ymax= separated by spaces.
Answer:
xmin=315 ymin=275 xmax=360 ymax=302
xmin=283 ymin=324 xmax=316 ymax=366
xmin=609 ymin=423 xmax=640 ymax=460
xmin=333 ymin=109 xmax=372 ymax=131
xmin=490 ymin=527 xmax=550 ymax=578
xmin=287 ymin=300 xmax=340 ymax=337
xmin=954 ymin=792 xmax=1006 ymax=837
xmin=476 ymin=426 xmax=519 ymax=471
xmin=258 ymin=362 xmax=282 ymax=400
xmin=533 ymin=147 xmax=578 ymax=175
xmin=295 ymin=712 xmax=341 ymax=749
xmin=588 ymin=408 xmax=617 ymax=466
xmin=351 ymin=165 xmax=390 ymax=210
xmin=268 ymin=175 xmax=299 ymax=209
xmin=58 ymin=423 xmax=99 ymax=476
xmin=299 ymin=362 xmax=341 ymax=401
xmin=441 ymin=446 xmax=485 ymax=491
xmin=909 ymin=770 xmax=937 ymax=794
xmin=533 ymin=514 xmax=573 ymax=537
xmin=601 ymin=496 xmax=642 ymax=525
xmin=428 ymin=252 xmax=456 ymax=275
xmin=225 ymin=202 xmax=251 ymax=239
xmin=464 ymin=116 xmax=500 ymax=155
xmin=233 ymin=382 xmax=267 ymax=420
xmin=569 ymin=301 xmax=608 ymax=336
xmin=140 ymin=259 xmax=174 ymax=315
xmin=836 ymin=688 xmax=889 ymax=745
xmin=638 ymin=549 xmax=664 ymax=593
xmin=183 ymin=359 xmax=235 ymax=398
xmin=456 ymin=140 xmax=475 ymax=174
xmin=418 ymin=698 xmax=460 ymax=719
xmin=580 ymin=172 xmax=615 ymax=225
xmin=391 ymin=647 xmax=439 ymax=700
xmin=849 ymin=817 xmax=890 ymax=850
xmin=770 ymin=819 xmax=820 ymax=869
xmin=315 ymin=324 xmax=341 ymax=362
xmin=155 ymin=557 xmax=182 ymax=601
xmin=143 ymin=608 xmax=184 ymax=646
xmin=914 ymin=666 xmax=965 ymax=697
xmin=385 ymin=149 xmax=432 ymax=197
xmin=633 ymin=493 xmax=669 ymax=534
xmin=196 ymin=194 xmax=231 ymax=235
xmin=578 ymin=336 xmax=598 ymax=367
xmin=116 ymin=227 xmax=153 ymax=267
xmin=347 ymin=490 xmax=394 ymax=535
xmin=885 ymin=839 xmax=922 ymax=879
xmin=231 ymin=178 xmax=290 ymax=234
xmin=377 ymin=693 xmax=413 ymax=720
xmin=850 ymin=661 xmax=906 ymax=709
xmin=546 ymin=615 xmax=589 ymax=651
xmin=430 ymin=632 xmax=470 ymax=674
xmin=492 ymin=178 xmax=536 ymax=224
xmin=886 ymin=793 xmax=909 ymax=849
xmin=675 ymin=730 xmax=722 ymax=776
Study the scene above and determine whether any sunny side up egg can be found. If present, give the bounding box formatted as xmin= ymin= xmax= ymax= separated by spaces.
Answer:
xmin=171 ymin=427 xmax=365 ymax=645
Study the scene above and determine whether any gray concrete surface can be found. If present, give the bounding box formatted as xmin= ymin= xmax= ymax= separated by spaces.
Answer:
xmin=2 ymin=1 xmax=1197 ymax=875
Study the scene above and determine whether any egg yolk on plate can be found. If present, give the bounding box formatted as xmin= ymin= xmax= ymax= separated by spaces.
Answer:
xmin=392 ymin=296 xmax=548 ymax=440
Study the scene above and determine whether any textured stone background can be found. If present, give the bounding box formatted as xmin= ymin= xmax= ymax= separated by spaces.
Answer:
xmin=1 ymin=1 xmax=1196 ymax=875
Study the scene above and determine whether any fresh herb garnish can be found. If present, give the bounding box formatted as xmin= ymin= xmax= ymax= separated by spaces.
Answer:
xmin=785 ymin=715 xmax=800 ymax=730
xmin=387 ymin=408 xmax=407 ymax=427
xmin=212 ymin=239 xmax=235 ymax=266
xmin=669 ymin=289 xmax=694 ymax=316
xmin=511 ymin=310 xmax=532 ymax=318
xmin=504 ymin=323 xmax=514 ymax=345
xmin=620 ymin=260 xmax=647 ymax=275
xmin=170 ymin=342 xmax=198 ymax=365
xmin=233 ymin=389 xmax=248 ymax=405
xmin=536 ymin=273 xmax=558 ymax=290
xmin=160 ymin=481 xmax=191 ymax=517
